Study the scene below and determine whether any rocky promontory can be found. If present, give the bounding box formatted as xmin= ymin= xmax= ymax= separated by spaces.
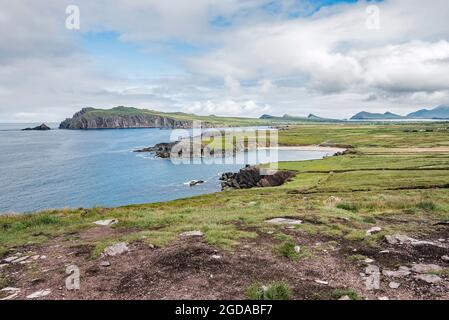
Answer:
xmin=220 ymin=166 xmax=296 ymax=190
xmin=59 ymin=107 xmax=200 ymax=129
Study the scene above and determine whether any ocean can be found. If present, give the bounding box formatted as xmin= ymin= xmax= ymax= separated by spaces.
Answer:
xmin=0 ymin=123 xmax=333 ymax=214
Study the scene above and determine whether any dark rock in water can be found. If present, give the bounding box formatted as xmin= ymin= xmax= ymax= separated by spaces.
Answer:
xmin=22 ymin=123 xmax=51 ymax=131
xmin=134 ymin=142 xmax=180 ymax=158
xmin=188 ymin=180 xmax=205 ymax=187
xmin=219 ymin=166 xmax=295 ymax=190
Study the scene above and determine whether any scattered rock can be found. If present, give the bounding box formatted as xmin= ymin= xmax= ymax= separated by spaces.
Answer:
xmin=102 ymin=242 xmax=129 ymax=257
xmin=414 ymin=274 xmax=442 ymax=284
xmin=384 ymin=234 xmax=447 ymax=248
xmin=180 ymin=230 xmax=204 ymax=237
xmin=382 ymin=266 xmax=411 ymax=278
xmin=26 ymin=289 xmax=51 ymax=299
xmin=389 ymin=282 xmax=401 ymax=289
xmin=266 ymin=218 xmax=303 ymax=225
xmin=93 ymin=219 xmax=119 ymax=226
xmin=441 ymin=255 xmax=449 ymax=262
xmin=314 ymin=280 xmax=329 ymax=285
xmin=366 ymin=227 xmax=382 ymax=236
xmin=99 ymin=261 xmax=111 ymax=267
xmin=411 ymin=263 xmax=442 ymax=274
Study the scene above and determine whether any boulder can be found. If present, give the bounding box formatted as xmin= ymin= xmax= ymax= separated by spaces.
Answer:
xmin=26 ymin=289 xmax=51 ymax=299
xmin=411 ymin=263 xmax=442 ymax=274
xmin=102 ymin=242 xmax=129 ymax=257
xmin=94 ymin=219 xmax=118 ymax=226
xmin=366 ymin=227 xmax=382 ymax=236
xmin=414 ymin=274 xmax=442 ymax=284
xmin=266 ymin=218 xmax=303 ymax=225
xmin=180 ymin=230 xmax=204 ymax=237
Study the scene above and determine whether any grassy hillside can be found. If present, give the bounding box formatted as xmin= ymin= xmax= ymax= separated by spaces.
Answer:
xmin=79 ymin=106 xmax=270 ymax=127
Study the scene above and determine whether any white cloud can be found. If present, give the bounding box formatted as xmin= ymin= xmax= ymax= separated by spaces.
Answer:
xmin=184 ymin=100 xmax=270 ymax=117
xmin=1 ymin=0 xmax=449 ymax=121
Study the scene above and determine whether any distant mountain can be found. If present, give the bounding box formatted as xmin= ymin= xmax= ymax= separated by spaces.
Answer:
xmin=407 ymin=105 xmax=449 ymax=119
xmin=351 ymin=111 xmax=404 ymax=120
xmin=259 ymin=113 xmax=342 ymax=123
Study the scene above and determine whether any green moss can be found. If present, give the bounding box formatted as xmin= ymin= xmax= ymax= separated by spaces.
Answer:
xmin=331 ymin=289 xmax=361 ymax=300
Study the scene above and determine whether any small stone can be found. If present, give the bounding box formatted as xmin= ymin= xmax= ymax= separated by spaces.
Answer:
xmin=102 ymin=242 xmax=129 ymax=257
xmin=379 ymin=250 xmax=390 ymax=254
xmin=211 ymin=255 xmax=222 ymax=260
xmin=3 ymin=255 xmax=20 ymax=263
xmin=366 ymin=227 xmax=382 ymax=236
xmin=378 ymin=296 xmax=389 ymax=300
xmin=1 ymin=287 xmax=20 ymax=292
xmin=99 ymin=261 xmax=111 ymax=267
xmin=26 ymin=289 xmax=51 ymax=299
xmin=30 ymin=255 xmax=40 ymax=260
xmin=0 ymin=264 xmax=7 ymax=269
xmin=266 ymin=218 xmax=303 ymax=225
xmin=389 ymin=282 xmax=400 ymax=289
xmin=438 ymin=239 xmax=446 ymax=242
xmin=40 ymin=255 xmax=47 ymax=260
xmin=180 ymin=230 xmax=204 ymax=237
xmin=441 ymin=255 xmax=449 ymax=262
xmin=414 ymin=274 xmax=442 ymax=284
xmin=294 ymin=246 xmax=301 ymax=253
xmin=12 ymin=256 xmax=30 ymax=264
xmin=248 ymin=201 xmax=257 ymax=206
xmin=364 ymin=258 xmax=375 ymax=264
xmin=339 ymin=295 xmax=351 ymax=300
xmin=93 ymin=219 xmax=118 ymax=226
xmin=314 ymin=279 xmax=329 ymax=285
xmin=411 ymin=263 xmax=442 ymax=274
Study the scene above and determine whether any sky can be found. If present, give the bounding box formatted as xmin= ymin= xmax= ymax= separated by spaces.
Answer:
xmin=1 ymin=0 xmax=449 ymax=122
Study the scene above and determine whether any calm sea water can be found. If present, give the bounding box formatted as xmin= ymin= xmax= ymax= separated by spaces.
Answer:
xmin=0 ymin=123 xmax=333 ymax=214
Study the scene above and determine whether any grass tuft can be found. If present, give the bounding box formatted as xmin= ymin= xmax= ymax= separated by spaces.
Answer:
xmin=246 ymin=282 xmax=291 ymax=300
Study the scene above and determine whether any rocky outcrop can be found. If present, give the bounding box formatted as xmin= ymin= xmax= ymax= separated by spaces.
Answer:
xmin=220 ymin=166 xmax=295 ymax=190
xmin=134 ymin=142 xmax=179 ymax=158
xmin=22 ymin=123 xmax=51 ymax=131
xmin=59 ymin=107 xmax=194 ymax=129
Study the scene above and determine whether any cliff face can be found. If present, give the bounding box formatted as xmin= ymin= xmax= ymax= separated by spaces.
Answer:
xmin=59 ymin=107 xmax=193 ymax=129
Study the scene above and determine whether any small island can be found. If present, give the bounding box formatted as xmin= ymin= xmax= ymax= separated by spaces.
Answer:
xmin=22 ymin=123 xmax=51 ymax=131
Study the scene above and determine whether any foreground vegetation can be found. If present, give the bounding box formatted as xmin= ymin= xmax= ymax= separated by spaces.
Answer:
xmin=1 ymin=122 xmax=448 ymax=299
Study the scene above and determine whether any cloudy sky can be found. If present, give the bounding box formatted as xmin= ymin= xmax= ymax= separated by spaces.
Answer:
xmin=1 ymin=0 xmax=449 ymax=122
